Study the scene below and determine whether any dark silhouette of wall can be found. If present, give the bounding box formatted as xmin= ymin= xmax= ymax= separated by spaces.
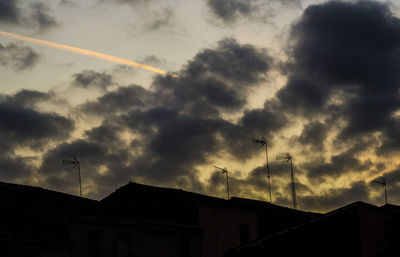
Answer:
xmin=226 ymin=201 xmax=400 ymax=257
xmin=0 ymin=181 xmax=317 ymax=257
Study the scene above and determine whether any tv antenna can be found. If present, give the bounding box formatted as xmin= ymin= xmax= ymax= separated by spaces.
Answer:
xmin=253 ymin=136 xmax=272 ymax=203
xmin=276 ymin=153 xmax=297 ymax=210
xmin=62 ymin=156 xmax=82 ymax=197
xmin=214 ymin=166 xmax=230 ymax=199
xmin=372 ymin=180 xmax=387 ymax=205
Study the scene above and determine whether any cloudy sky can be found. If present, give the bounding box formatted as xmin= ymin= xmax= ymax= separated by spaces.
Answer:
xmin=1 ymin=0 xmax=400 ymax=212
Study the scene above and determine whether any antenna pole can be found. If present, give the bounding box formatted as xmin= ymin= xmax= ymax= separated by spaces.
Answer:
xmin=384 ymin=183 xmax=387 ymax=205
xmin=372 ymin=180 xmax=388 ymax=205
xmin=290 ymin=158 xmax=297 ymax=210
xmin=253 ymin=137 xmax=272 ymax=203
xmin=225 ymin=171 xmax=230 ymax=199
xmin=77 ymin=161 xmax=82 ymax=197
xmin=63 ymin=156 xmax=82 ymax=197
xmin=214 ymin=166 xmax=230 ymax=199
xmin=265 ymin=141 xmax=272 ymax=203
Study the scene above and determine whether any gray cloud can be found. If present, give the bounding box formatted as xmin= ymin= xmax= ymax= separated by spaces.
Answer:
xmin=28 ymin=2 xmax=58 ymax=32
xmin=207 ymin=0 xmax=255 ymax=23
xmin=296 ymin=121 xmax=328 ymax=151
xmin=278 ymin=0 xmax=400 ymax=141
xmin=9 ymin=89 xmax=52 ymax=108
xmin=140 ymin=55 xmax=166 ymax=66
xmin=0 ymin=43 xmax=39 ymax=71
xmin=39 ymin=121 xmax=137 ymax=198
xmin=142 ymin=7 xmax=174 ymax=31
xmin=80 ymin=84 xmax=154 ymax=115
xmin=0 ymin=90 xmax=74 ymax=154
xmin=68 ymin=38 xmax=280 ymax=195
xmin=114 ymin=0 xmax=150 ymax=5
xmin=0 ymin=0 xmax=57 ymax=31
xmin=206 ymin=0 xmax=300 ymax=23
xmin=302 ymin=144 xmax=374 ymax=183
xmin=98 ymin=0 xmax=153 ymax=6
xmin=73 ymin=70 xmax=114 ymax=91
xmin=0 ymin=156 xmax=33 ymax=182
xmin=39 ymin=139 xmax=108 ymax=195
xmin=0 ymin=0 xmax=20 ymax=24
xmin=299 ymin=181 xmax=370 ymax=212
xmin=378 ymin=118 xmax=400 ymax=153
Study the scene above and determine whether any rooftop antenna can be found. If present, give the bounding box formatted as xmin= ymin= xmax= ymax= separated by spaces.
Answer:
xmin=276 ymin=153 xmax=297 ymax=210
xmin=253 ymin=136 xmax=272 ymax=203
xmin=62 ymin=156 xmax=82 ymax=197
xmin=214 ymin=166 xmax=230 ymax=199
xmin=372 ymin=180 xmax=387 ymax=205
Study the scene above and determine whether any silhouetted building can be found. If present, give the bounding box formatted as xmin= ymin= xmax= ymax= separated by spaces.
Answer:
xmin=0 ymin=181 xmax=94 ymax=257
xmin=0 ymin=181 xmax=317 ymax=257
xmin=101 ymin=182 xmax=318 ymax=257
xmin=226 ymin=201 xmax=400 ymax=257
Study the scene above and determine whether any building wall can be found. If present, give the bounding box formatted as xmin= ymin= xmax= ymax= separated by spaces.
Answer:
xmin=359 ymin=206 xmax=388 ymax=257
xmin=70 ymin=220 xmax=201 ymax=257
xmin=198 ymin=204 xmax=258 ymax=257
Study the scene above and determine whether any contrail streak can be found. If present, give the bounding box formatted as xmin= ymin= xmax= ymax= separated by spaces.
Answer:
xmin=0 ymin=30 xmax=170 ymax=76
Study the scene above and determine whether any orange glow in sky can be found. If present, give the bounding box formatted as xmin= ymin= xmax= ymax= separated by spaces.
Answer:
xmin=0 ymin=30 xmax=171 ymax=76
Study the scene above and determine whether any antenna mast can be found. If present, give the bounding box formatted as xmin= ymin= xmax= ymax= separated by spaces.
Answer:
xmin=253 ymin=136 xmax=272 ymax=203
xmin=62 ymin=156 xmax=82 ymax=197
xmin=214 ymin=166 xmax=230 ymax=199
xmin=372 ymin=180 xmax=387 ymax=205
xmin=277 ymin=153 xmax=297 ymax=210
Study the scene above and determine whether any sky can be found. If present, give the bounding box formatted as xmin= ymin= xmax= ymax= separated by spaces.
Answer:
xmin=1 ymin=0 xmax=400 ymax=212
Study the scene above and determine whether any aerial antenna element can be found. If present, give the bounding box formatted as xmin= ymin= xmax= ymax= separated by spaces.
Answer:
xmin=276 ymin=153 xmax=297 ymax=210
xmin=214 ymin=166 xmax=230 ymax=199
xmin=372 ymin=180 xmax=387 ymax=205
xmin=253 ymin=136 xmax=272 ymax=203
xmin=62 ymin=156 xmax=82 ymax=197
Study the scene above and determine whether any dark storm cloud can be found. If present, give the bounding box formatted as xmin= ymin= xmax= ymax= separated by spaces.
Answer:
xmin=73 ymin=70 xmax=114 ymax=91
xmin=90 ymin=38 xmax=278 ymax=186
xmin=99 ymin=0 xmax=153 ymax=6
xmin=40 ymin=122 xmax=136 ymax=198
xmin=150 ymin=38 xmax=273 ymax=117
xmin=38 ymin=37 xmax=278 ymax=198
xmin=240 ymin=101 xmax=288 ymax=136
xmin=296 ymin=121 xmax=328 ymax=151
xmin=80 ymin=84 xmax=154 ymax=115
xmin=378 ymin=118 xmax=400 ymax=153
xmin=0 ymin=0 xmax=57 ymax=31
xmin=184 ymin=38 xmax=272 ymax=85
xmin=303 ymin=151 xmax=373 ymax=183
xmin=278 ymin=0 xmax=400 ymax=140
xmin=204 ymin=161 xmax=307 ymax=201
xmin=0 ymin=0 xmax=19 ymax=23
xmin=127 ymin=111 xmax=223 ymax=183
xmin=82 ymin=37 xmax=273 ymax=117
xmin=85 ymin=122 xmax=122 ymax=147
xmin=114 ymin=0 xmax=150 ymax=4
xmin=142 ymin=7 xmax=174 ymax=31
xmin=28 ymin=2 xmax=58 ymax=32
xmin=140 ymin=55 xmax=166 ymax=66
xmin=122 ymin=105 xmax=287 ymax=185
xmin=299 ymin=181 xmax=370 ymax=212
xmin=10 ymin=89 xmax=52 ymax=108
xmin=298 ymin=136 xmax=378 ymax=182
xmin=206 ymin=0 xmax=300 ymax=23
xmin=207 ymin=0 xmax=254 ymax=23
xmin=237 ymin=162 xmax=295 ymax=191
xmin=39 ymin=140 xmax=108 ymax=193
xmin=372 ymin=168 xmax=400 ymax=204
xmin=0 ymin=90 xmax=74 ymax=154
xmin=0 ymin=156 xmax=33 ymax=181
xmin=0 ymin=43 xmax=39 ymax=71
